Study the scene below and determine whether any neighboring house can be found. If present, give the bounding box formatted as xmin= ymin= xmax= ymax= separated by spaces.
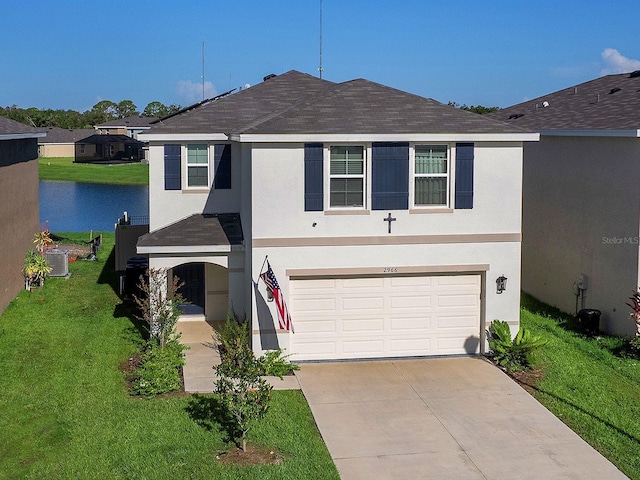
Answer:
xmin=38 ymin=127 xmax=94 ymax=157
xmin=0 ymin=117 xmax=45 ymax=316
xmin=95 ymin=115 xmax=158 ymax=139
xmin=489 ymin=70 xmax=640 ymax=336
xmin=74 ymin=134 xmax=144 ymax=163
xmin=138 ymin=70 xmax=537 ymax=361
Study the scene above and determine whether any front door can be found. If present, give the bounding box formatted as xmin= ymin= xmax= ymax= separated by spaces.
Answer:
xmin=173 ymin=263 xmax=205 ymax=309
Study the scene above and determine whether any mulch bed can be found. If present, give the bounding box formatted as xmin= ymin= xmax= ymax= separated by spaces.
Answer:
xmin=216 ymin=444 xmax=284 ymax=466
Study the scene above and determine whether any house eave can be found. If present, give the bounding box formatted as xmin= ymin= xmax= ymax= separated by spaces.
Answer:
xmin=136 ymin=244 xmax=244 ymax=255
xmin=540 ymin=129 xmax=640 ymax=138
xmin=138 ymin=133 xmax=229 ymax=142
xmin=0 ymin=132 xmax=47 ymax=141
xmin=229 ymin=133 xmax=540 ymax=143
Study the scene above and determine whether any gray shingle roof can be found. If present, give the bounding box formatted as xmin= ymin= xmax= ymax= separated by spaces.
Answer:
xmin=37 ymin=127 xmax=95 ymax=144
xmin=137 ymin=213 xmax=244 ymax=248
xmin=488 ymin=71 xmax=640 ymax=131
xmin=0 ymin=116 xmax=42 ymax=136
xmin=149 ymin=70 xmax=525 ymax=136
xmin=96 ymin=115 xmax=158 ymax=128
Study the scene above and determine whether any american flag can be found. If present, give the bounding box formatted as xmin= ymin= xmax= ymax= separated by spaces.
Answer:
xmin=260 ymin=262 xmax=293 ymax=332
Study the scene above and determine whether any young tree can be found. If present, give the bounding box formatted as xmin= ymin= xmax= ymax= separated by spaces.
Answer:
xmin=214 ymin=341 xmax=272 ymax=452
xmin=134 ymin=268 xmax=184 ymax=349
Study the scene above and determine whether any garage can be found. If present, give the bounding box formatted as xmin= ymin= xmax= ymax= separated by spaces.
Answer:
xmin=289 ymin=274 xmax=482 ymax=361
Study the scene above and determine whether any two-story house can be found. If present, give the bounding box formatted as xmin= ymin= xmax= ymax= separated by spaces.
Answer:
xmin=138 ymin=70 xmax=537 ymax=361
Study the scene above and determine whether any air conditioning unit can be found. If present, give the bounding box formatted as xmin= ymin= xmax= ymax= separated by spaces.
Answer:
xmin=45 ymin=249 xmax=69 ymax=277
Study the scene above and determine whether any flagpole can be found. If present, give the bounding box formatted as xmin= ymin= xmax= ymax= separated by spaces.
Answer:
xmin=256 ymin=255 xmax=269 ymax=283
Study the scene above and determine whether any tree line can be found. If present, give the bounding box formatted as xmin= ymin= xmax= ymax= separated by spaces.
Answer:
xmin=0 ymin=100 xmax=182 ymax=130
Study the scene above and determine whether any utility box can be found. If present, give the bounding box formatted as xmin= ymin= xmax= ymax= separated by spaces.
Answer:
xmin=577 ymin=308 xmax=601 ymax=336
xmin=45 ymin=249 xmax=69 ymax=277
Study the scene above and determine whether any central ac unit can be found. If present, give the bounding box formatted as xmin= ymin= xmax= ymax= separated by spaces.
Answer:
xmin=46 ymin=249 xmax=69 ymax=277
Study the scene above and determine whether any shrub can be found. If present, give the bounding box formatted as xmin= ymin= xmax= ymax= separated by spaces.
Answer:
xmin=131 ymin=340 xmax=187 ymax=396
xmin=488 ymin=320 xmax=548 ymax=372
xmin=259 ymin=348 xmax=299 ymax=378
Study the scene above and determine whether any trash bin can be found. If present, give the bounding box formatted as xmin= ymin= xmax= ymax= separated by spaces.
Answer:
xmin=123 ymin=256 xmax=148 ymax=301
xmin=577 ymin=308 xmax=601 ymax=335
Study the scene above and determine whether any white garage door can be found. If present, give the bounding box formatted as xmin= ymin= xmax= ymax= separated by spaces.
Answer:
xmin=290 ymin=274 xmax=481 ymax=361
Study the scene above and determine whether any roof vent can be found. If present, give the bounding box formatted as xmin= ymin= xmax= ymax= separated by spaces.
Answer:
xmin=629 ymin=70 xmax=640 ymax=78
xmin=263 ymin=74 xmax=277 ymax=81
xmin=508 ymin=113 xmax=524 ymax=120
xmin=542 ymin=101 xmax=550 ymax=107
xmin=609 ymin=87 xmax=621 ymax=94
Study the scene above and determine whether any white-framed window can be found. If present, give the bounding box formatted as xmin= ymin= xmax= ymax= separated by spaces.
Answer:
xmin=329 ymin=145 xmax=365 ymax=208
xmin=413 ymin=145 xmax=449 ymax=207
xmin=186 ymin=144 xmax=209 ymax=187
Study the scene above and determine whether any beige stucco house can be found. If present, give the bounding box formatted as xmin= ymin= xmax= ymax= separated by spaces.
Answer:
xmin=490 ymin=70 xmax=640 ymax=336
xmin=38 ymin=127 xmax=94 ymax=157
xmin=138 ymin=70 xmax=537 ymax=361
xmin=0 ymin=117 xmax=45 ymax=315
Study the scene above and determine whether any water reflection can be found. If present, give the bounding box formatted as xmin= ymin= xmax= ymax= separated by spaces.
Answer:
xmin=40 ymin=181 xmax=149 ymax=232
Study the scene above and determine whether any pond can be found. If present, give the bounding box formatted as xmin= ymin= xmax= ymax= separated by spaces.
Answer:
xmin=40 ymin=181 xmax=149 ymax=232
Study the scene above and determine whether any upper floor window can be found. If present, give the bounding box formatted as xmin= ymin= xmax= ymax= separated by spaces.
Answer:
xmin=414 ymin=145 xmax=449 ymax=206
xmin=187 ymin=144 xmax=208 ymax=187
xmin=329 ymin=146 xmax=365 ymax=208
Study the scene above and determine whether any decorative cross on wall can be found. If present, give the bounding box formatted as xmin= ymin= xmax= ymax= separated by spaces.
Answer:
xmin=383 ymin=212 xmax=396 ymax=234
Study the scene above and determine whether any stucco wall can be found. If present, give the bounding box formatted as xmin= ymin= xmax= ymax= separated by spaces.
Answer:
xmin=247 ymin=141 xmax=524 ymax=354
xmin=39 ymin=143 xmax=75 ymax=158
xmin=522 ymin=135 xmax=640 ymax=336
xmin=0 ymin=138 xmax=40 ymax=315
xmin=147 ymin=143 xmax=243 ymax=230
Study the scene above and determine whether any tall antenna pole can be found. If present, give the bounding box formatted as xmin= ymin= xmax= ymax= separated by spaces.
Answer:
xmin=318 ymin=0 xmax=324 ymax=79
xmin=202 ymin=41 xmax=205 ymax=101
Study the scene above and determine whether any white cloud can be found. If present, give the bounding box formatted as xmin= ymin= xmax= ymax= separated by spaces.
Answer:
xmin=600 ymin=48 xmax=640 ymax=74
xmin=176 ymin=80 xmax=217 ymax=104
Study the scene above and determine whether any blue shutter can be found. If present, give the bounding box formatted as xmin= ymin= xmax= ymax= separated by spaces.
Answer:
xmin=372 ymin=142 xmax=409 ymax=210
xmin=213 ymin=144 xmax=231 ymax=189
xmin=164 ymin=144 xmax=181 ymax=190
xmin=455 ymin=143 xmax=474 ymax=209
xmin=304 ymin=143 xmax=324 ymax=211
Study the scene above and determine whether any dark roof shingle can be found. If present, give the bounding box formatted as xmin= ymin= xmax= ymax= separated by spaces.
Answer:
xmin=137 ymin=213 xmax=244 ymax=248
xmin=488 ymin=71 xmax=640 ymax=131
xmin=149 ymin=70 xmax=525 ymax=136
xmin=0 ymin=117 xmax=42 ymax=137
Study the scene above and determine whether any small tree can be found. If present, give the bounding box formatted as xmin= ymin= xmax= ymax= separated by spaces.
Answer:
xmin=33 ymin=228 xmax=52 ymax=255
xmin=134 ymin=268 xmax=184 ymax=348
xmin=214 ymin=341 xmax=272 ymax=452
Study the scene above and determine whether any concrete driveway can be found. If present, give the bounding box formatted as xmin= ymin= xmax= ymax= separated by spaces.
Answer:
xmin=295 ymin=357 xmax=627 ymax=480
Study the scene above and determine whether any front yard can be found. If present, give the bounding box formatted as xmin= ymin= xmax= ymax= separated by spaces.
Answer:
xmin=0 ymin=233 xmax=338 ymax=479
xmin=2 ymin=232 xmax=639 ymax=479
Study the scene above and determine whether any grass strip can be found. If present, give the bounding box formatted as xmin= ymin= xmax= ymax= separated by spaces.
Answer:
xmin=39 ymin=157 xmax=149 ymax=185
xmin=0 ymin=233 xmax=338 ymax=479
xmin=521 ymin=293 xmax=640 ymax=479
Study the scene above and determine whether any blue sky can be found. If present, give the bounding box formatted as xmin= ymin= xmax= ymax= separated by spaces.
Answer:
xmin=2 ymin=0 xmax=640 ymax=112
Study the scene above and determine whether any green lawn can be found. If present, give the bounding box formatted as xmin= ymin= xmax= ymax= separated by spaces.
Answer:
xmin=39 ymin=157 xmax=149 ymax=185
xmin=521 ymin=294 xmax=640 ymax=479
xmin=0 ymin=233 xmax=338 ymax=480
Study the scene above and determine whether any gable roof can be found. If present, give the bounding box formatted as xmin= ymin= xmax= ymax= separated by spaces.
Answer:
xmin=145 ymin=70 xmax=531 ymax=140
xmin=96 ymin=115 xmax=158 ymax=128
xmin=488 ymin=71 xmax=640 ymax=132
xmin=38 ymin=127 xmax=95 ymax=144
xmin=0 ymin=117 xmax=46 ymax=140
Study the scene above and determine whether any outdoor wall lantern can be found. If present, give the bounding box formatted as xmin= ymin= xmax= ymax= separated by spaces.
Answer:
xmin=496 ymin=275 xmax=508 ymax=294
xmin=266 ymin=289 xmax=274 ymax=302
